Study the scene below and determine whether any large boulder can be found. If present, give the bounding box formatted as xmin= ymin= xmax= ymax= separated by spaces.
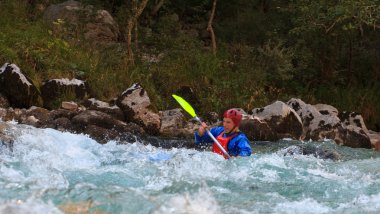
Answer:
xmin=336 ymin=111 xmax=371 ymax=148
xmin=41 ymin=78 xmax=88 ymax=109
xmin=314 ymin=104 xmax=339 ymax=116
xmin=82 ymin=124 xmax=121 ymax=144
xmin=159 ymin=108 xmax=187 ymax=137
xmin=240 ymin=117 xmax=278 ymax=141
xmin=334 ymin=125 xmax=372 ymax=148
xmin=43 ymin=0 xmax=120 ymax=45
xmin=287 ymin=98 xmax=341 ymax=140
xmin=288 ymin=98 xmax=371 ymax=148
xmin=48 ymin=109 xmax=79 ymax=130
xmin=0 ymin=93 xmax=10 ymax=108
xmin=83 ymin=10 xmax=120 ymax=43
xmin=251 ymin=101 xmax=303 ymax=140
xmin=0 ymin=63 xmax=41 ymax=108
xmin=83 ymin=98 xmax=124 ymax=121
xmin=22 ymin=106 xmax=53 ymax=127
xmin=71 ymin=110 xmax=143 ymax=143
xmin=52 ymin=117 xmax=72 ymax=132
xmin=116 ymin=83 xmax=161 ymax=135
xmin=278 ymin=144 xmax=342 ymax=161
xmin=366 ymin=130 xmax=380 ymax=150
xmin=338 ymin=111 xmax=369 ymax=134
xmin=71 ymin=110 xmax=127 ymax=131
xmin=43 ymin=0 xmax=82 ymax=23
xmin=50 ymin=109 xmax=79 ymax=120
xmin=280 ymin=144 xmax=341 ymax=161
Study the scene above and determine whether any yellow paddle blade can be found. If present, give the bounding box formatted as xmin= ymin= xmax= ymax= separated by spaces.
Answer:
xmin=172 ymin=94 xmax=197 ymax=118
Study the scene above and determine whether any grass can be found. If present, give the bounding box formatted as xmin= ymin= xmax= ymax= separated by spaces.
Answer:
xmin=0 ymin=0 xmax=378 ymax=131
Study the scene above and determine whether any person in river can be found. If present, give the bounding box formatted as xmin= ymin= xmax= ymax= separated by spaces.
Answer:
xmin=195 ymin=108 xmax=252 ymax=158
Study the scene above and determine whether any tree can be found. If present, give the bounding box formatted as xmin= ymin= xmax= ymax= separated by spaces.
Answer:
xmin=207 ymin=0 xmax=217 ymax=55
xmin=150 ymin=0 xmax=165 ymax=16
xmin=288 ymin=0 xmax=380 ymax=87
xmin=126 ymin=0 xmax=149 ymax=65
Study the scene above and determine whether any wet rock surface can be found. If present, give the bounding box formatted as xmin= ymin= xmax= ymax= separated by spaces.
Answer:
xmin=0 ymin=63 xmax=41 ymax=108
xmin=0 ymin=62 xmax=377 ymax=152
xmin=280 ymin=144 xmax=341 ymax=161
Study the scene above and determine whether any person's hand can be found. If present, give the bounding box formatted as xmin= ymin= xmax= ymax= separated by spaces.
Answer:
xmin=198 ymin=122 xmax=208 ymax=136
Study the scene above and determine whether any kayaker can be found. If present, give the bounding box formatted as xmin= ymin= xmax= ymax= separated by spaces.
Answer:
xmin=195 ymin=108 xmax=252 ymax=158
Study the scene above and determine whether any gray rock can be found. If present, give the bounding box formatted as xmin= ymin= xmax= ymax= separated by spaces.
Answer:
xmin=288 ymin=98 xmax=371 ymax=149
xmin=72 ymin=110 xmax=124 ymax=130
xmin=116 ymin=83 xmax=160 ymax=135
xmin=61 ymin=101 xmax=79 ymax=111
xmin=83 ymin=124 xmax=120 ymax=144
xmin=43 ymin=0 xmax=82 ymax=23
xmin=0 ymin=93 xmax=10 ymax=108
xmin=71 ymin=109 xmax=141 ymax=130
xmin=83 ymin=98 xmax=124 ymax=121
xmin=53 ymin=117 xmax=72 ymax=131
xmin=43 ymin=0 xmax=120 ymax=45
xmin=314 ymin=104 xmax=339 ymax=116
xmin=252 ymin=101 xmax=303 ymax=140
xmin=280 ymin=144 xmax=341 ymax=161
xmin=339 ymin=111 xmax=369 ymax=134
xmin=41 ymin=78 xmax=88 ymax=109
xmin=24 ymin=106 xmax=53 ymax=128
xmin=240 ymin=117 xmax=278 ymax=141
xmin=50 ymin=109 xmax=79 ymax=120
xmin=0 ymin=63 xmax=41 ymax=108
xmin=335 ymin=125 xmax=371 ymax=148
xmin=159 ymin=108 xmax=186 ymax=137
xmin=287 ymin=98 xmax=341 ymax=140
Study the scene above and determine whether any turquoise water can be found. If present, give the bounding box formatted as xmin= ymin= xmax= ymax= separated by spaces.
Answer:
xmin=0 ymin=123 xmax=380 ymax=213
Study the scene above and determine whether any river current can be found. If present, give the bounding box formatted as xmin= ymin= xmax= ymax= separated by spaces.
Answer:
xmin=0 ymin=122 xmax=379 ymax=213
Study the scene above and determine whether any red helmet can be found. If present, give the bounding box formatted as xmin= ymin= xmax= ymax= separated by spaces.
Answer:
xmin=223 ymin=109 xmax=242 ymax=126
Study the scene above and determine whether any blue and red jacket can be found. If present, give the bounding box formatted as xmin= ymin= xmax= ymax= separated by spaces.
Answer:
xmin=195 ymin=126 xmax=252 ymax=157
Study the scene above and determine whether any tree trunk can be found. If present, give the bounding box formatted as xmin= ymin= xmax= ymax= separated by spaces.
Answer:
xmin=348 ymin=39 xmax=354 ymax=86
xmin=126 ymin=0 xmax=149 ymax=65
xmin=259 ymin=0 xmax=269 ymax=13
xmin=134 ymin=25 xmax=139 ymax=51
xmin=133 ymin=0 xmax=139 ymax=52
xmin=207 ymin=0 xmax=217 ymax=55
xmin=127 ymin=20 xmax=134 ymax=63
xmin=150 ymin=0 xmax=165 ymax=16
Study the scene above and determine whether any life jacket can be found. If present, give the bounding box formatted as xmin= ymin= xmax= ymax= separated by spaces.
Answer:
xmin=212 ymin=131 xmax=239 ymax=159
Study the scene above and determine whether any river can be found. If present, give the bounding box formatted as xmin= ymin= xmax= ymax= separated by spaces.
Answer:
xmin=0 ymin=122 xmax=379 ymax=213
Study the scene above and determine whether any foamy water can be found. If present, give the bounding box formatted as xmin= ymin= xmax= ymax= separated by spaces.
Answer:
xmin=0 ymin=122 xmax=379 ymax=213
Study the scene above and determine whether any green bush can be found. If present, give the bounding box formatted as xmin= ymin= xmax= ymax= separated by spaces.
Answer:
xmin=0 ymin=0 xmax=379 ymax=131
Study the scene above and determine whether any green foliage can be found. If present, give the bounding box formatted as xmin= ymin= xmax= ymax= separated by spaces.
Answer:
xmin=314 ymin=84 xmax=380 ymax=131
xmin=255 ymin=41 xmax=294 ymax=86
xmin=155 ymin=14 xmax=182 ymax=37
xmin=1 ymin=0 xmax=379 ymax=130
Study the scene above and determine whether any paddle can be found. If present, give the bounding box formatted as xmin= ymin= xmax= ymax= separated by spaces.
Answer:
xmin=172 ymin=94 xmax=231 ymax=159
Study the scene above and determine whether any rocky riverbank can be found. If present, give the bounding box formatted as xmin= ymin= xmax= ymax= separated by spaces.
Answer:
xmin=1 ymin=63 xmax=379 ymax=152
